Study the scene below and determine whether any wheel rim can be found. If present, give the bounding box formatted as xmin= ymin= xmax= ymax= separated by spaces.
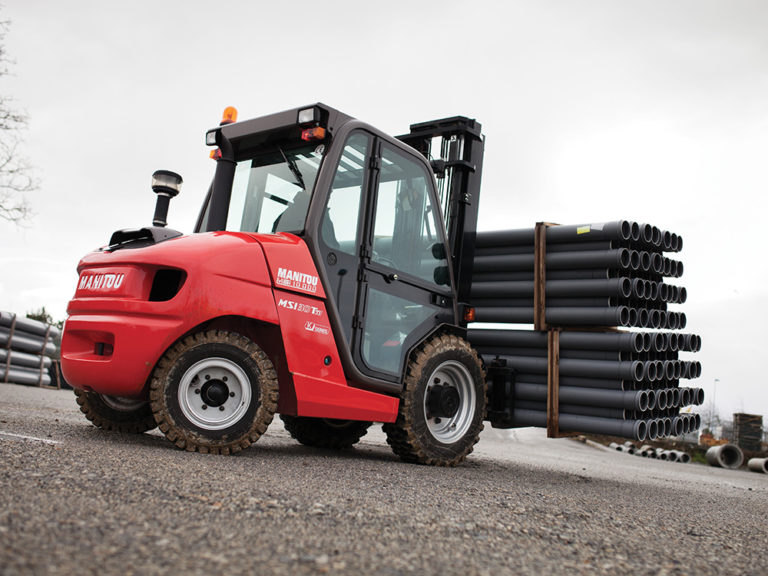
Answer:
xmin=101 ymin=394 xmax=146 ymax=412
xmin=177 ymin=357 xmax=252 ymax=431
xmin=423 ymin=360 xmax=476 ymax=444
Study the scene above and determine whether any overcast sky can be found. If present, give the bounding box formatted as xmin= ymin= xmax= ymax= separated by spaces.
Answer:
xmin=1 ymin=1 xmax=767 ymax=421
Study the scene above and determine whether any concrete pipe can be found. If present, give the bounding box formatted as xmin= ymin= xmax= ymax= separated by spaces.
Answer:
xmin=747 ymin=458 xmax=768 ymax=474
xmin=671 ymin=450 xmax=691 ymax=464
xmin=706 ymin=444 xmax=744 ymax=469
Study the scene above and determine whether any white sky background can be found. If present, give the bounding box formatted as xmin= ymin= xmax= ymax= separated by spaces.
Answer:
xmin=1 ymin=0 xmax=767 ymax=420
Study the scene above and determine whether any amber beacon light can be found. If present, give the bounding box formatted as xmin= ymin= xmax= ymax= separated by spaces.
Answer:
xmin=220 ymin=106 xmax=238 ymax=125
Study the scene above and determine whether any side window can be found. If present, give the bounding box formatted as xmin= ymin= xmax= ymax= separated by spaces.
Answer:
xmin=371 ymin=144 xmax=448 ymax=285
xmin=321 ymin=133 xmax=370 ymax=253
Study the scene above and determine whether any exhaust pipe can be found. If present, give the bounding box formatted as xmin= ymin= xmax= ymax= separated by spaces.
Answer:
xmin=151 ymin=170 xmax=183 ymax=228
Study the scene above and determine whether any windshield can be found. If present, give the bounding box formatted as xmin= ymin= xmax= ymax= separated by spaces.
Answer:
xmin=212 ymin=144 xmax=325 ymax=234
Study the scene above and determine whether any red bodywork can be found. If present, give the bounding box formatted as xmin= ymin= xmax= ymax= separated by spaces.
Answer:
xmin=61 ymin=232 xmax=398 ymax=423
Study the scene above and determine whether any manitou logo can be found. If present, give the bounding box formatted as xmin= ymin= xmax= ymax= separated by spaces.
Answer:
xmin=78 ymin=273 xmax=125 ymax=292
xmin=275 ymin=267 xmax=318 ymax=293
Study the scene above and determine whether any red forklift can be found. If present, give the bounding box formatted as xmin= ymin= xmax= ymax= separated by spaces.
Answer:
xmin=62 ymin=104 xmax=488 ymax=466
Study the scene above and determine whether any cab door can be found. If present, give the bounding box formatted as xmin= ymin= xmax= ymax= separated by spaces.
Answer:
xmin=318 ymin=132 xmax=455 ymax=383
xmin=355 ymin=140 xmax=455 ymax=381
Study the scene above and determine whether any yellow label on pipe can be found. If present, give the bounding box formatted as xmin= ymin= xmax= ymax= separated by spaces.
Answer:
xmin=576 ymin=226 xmax=591 ymax=235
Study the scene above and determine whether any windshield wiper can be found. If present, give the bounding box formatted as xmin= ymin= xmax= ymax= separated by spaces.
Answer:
xmin=279 ymin=148 xmax=306 ymax=191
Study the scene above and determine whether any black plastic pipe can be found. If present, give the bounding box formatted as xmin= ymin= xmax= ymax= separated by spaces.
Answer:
xmin=0 ymin=311 xmax=60 ymax=339
xmin=0 ymin=348 xmax=52 ymax=369
xmin=0 ymin=328 xmax=57 ymax=356
xmin=468 ymin=328 xmax=646 ymax=353
xmin=515 ymin=400 xmax=629 ymax=420
xmin=473 ymin=248 xmax=632 ymax=273
xmin=481 ymin=353 xmax=645 ymax=381
xmin=512 ymin=408 xmax=648 ymax=441
xmin=471 ymin=277 xmax=634 ymax=299
xmin=0 ymin=366 xmax=51 ymax=386
xmin=514 ymin=382 xmax=649 ymax=411
xmin=474 ymin=306 xmax=631 ymax=327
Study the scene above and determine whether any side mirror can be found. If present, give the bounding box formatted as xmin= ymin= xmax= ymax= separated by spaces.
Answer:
xmin=151 ymin=170 xmax=183 ymax=228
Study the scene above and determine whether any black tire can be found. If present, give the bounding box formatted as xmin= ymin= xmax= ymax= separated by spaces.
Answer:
xmin=280 ymin=415 xmax=372 ymax=449
xmin=383 ymin=333 xmax=486 ymax=466
xmin=74 ymin=388 xmax=157 ymax=433
xmin=149 ymin=330 xmax=278 ymax=455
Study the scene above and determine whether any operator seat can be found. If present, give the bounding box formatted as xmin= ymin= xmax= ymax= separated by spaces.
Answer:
xmin=272 ymin=192 xmax=311 ymax=233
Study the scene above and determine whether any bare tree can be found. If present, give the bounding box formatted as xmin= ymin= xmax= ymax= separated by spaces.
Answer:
xmin=0 ymin=17 xmax=37 ymax=223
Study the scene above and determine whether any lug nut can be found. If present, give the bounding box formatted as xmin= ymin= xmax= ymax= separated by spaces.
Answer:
xmin=222 ymin=376 xmax=228 ymax=382
xmin=205 ymin=375 xmax=210 ymax=380
xmin=194 ymin=389 xmax=200 ymax=394
xmin=229 ymin=392 xmax=235 ymax=397
xmin=219 ymin=406 xmax=225 ymax=411
xmin=201 ymin=405 xmax=208 ymax=410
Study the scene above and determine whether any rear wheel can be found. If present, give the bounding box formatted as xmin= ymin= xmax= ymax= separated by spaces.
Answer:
xmin=149 ymin=330 xmax=278 ymax=455
xmin=383 ymin=333 xmax=485 ymax=466
xmin=280 ymin=415 xmax=372 ymax=449
xmin=74 ymin=389 xmax=157 ymax=433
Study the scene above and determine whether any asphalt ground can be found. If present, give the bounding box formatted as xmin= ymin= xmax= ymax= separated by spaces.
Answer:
xmin=1 ymin=382 xmax=766 ymax=575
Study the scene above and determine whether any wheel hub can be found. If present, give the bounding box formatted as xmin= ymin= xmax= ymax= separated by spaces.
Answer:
xmin=423 ymin=360 xmax=477 ymax=444
xmin=426 ymin=384 xmax=461 ymax=419
xmin=177 ymin=357 xmax=252 ymax=431
xmin=201 ymin=380 xmax=229 ymax=407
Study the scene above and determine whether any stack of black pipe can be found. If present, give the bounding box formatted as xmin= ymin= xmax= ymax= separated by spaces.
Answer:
xmin=467 ymin=221 xmax=702 ymax=442
xmin=0 ymin=311 xmax=58 ymax=387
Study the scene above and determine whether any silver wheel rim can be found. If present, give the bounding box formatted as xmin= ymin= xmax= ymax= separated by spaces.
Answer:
xmin=177 ymin=357 xmax=252 ymax=431
xmin=101 ymin=394 xmax=146 ymax=412
xmin=423 ymin=360 xmax=476 ymax=444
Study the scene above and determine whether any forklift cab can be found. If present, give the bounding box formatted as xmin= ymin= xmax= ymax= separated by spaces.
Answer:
xmin=199 ymin=104 xmax=460 ymax=394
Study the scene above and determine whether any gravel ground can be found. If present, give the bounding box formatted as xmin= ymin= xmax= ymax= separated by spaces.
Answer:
xmin=1 ymin=382 xmax=766 ymax=576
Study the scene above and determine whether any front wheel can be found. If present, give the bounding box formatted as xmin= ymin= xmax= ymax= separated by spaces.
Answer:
xmin=149 ymin=330 xmax=278 ymax=455
xmin=383 ymin=333 xmax=486 ymax=466
xmin=280 ymin=415 xmax=372 ymax=449
xmin=74 ymin=389 xmax=157 ymax=433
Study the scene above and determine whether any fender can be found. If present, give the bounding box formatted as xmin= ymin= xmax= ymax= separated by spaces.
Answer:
xmin=62 ymin=232 xmax=278 ymax=397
